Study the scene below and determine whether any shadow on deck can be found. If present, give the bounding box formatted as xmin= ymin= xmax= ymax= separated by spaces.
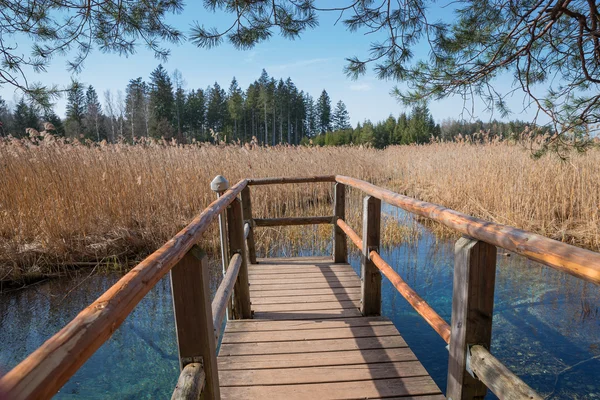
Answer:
xmin=217 ymin=256 xmax=444 ymax=399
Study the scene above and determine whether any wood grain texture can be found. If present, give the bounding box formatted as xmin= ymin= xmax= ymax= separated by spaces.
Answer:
xmin=249 ymin=266 xmax=354 ymax=275
xmin=227 ymin=197 xmax=251 ymax=319
xmin=221 ymin=324 xmax=398 ymax=343
xmin=212 ymin=253 xmax=242 ymax=340
xmin=219 ymin=362 xmax=429 ymax=386
xmin=218 ymin=348 xmax=419 ymax=370
xmin=336 ymin=175 xmax=600 ymax=285
xmin=220 ymin=377 xmax=441 ymax=400
xmin=247 ymin=175 xmax=336 ymax=185
xmin=252 ymin=299 xmax=360 ymax=312
xmin=170 ymin=253 xmax=220 ymax=399
xmin=250 ymin=293 xmax=361 ymax=305
xmin=255 ymin=256 xmax=334 ymax=264
xmin=250 ymin=281 xmax=361 ymax=291
xmin=249 ymin=275 xmax=360 ymax=285
xmin=254 ymin=216 xmax=333 ymax=227
xmin=171 ymin=363 xmax=205 ymax=400
xmin=336 ymin=218 xmax=363 ymax=249
xmin=249 ymin=270 xmax=358 ymax=278
xmin=0 ymin=179 xmax=247 ymax=400
xmin=223 ymin=316 xmax=392 ymax=332
xmin=240 ymin=186 xmax=257 ymax=264
xmin=253 ymin=309 xmax=363 ymax=320
xmin=333 ymin=182 xmax=347 ymax=263
xmin=220 ymin=336 xmax=408 ymax=356
xmin=470 ymin=345 xmax=542 ymax=400
xmin=217 ymin=257 xmax=442 ymax=399
xmin=336 ymin=219 xmax=450 ymax=342
xmin=447 ymin=237 xmax=497 ymax=400
xmin=370 ymin=251 xmax=451 ymax=343
xmin=361 ymin=195 xmax=382 ymax=316
xmin=250 ymin=286 xmax=361 ymax=297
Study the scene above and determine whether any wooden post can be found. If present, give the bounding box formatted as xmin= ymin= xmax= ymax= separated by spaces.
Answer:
xmin=241 ymin=186 xmax=257 ymax=264
xmin=227 ymin=197 xmax=252 ymax=319
xmin=170 ymin=249 xmax=220 ymax=400
xmin=446 ymin=237 xmax=497 ymax=400
xmin=333 ymin=182 xmax=347 ymax=263
xmin=361 ymin=195 xmax=381 ymax=316
xmin=171 ymin=363 xmax=205 ymax=400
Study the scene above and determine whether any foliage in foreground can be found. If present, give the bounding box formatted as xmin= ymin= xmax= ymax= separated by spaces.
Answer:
xmin=2 ymin=1 xmax=598 ymax=135
xmin=1 ymin=135 xmax=599 ymax=282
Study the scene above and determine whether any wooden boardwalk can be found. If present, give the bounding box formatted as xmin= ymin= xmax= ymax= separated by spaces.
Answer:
xmin=2 ymin=176 xmax=562 ymax=399
xmin=217 ymin=257 xmax=444 ymax=399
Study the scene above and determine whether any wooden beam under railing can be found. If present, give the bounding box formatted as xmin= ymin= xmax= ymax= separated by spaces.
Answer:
xmin=336 ymin=218 xmax=451 ymax=343
xmin=247 ymin=175 xmax=336 ymax=185
xmin=212 ymin=254 xmax=242 ymax=341
xmin=254 ymin=216 xmax=334 ymax=227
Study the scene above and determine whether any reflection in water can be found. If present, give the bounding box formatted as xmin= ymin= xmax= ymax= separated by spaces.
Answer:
xmin=1 ymin=206 xmax=599 ymax=399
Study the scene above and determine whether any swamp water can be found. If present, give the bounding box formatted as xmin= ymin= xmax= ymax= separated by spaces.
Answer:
xmin=1 ymin=205 xmax=599 ymax=399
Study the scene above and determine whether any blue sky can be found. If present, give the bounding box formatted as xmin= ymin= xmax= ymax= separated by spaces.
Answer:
xmin=0 ymin=2 xmax=546 ymax=126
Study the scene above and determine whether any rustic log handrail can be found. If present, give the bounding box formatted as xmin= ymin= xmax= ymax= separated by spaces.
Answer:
xmin=469 ymin=345 xmax=542 ymax=400
xmin=247 ymin=175 xmax=336 ymax=185
xmin=336 ymin=175 xmax=600 ymax=285
xmin=0 ymin=179 xmax=248 ymax=400
xmin=337 ymin=216 xmax=540 ymax=400
xmin=254 ymin=216 xmax=334 ymax=227
xmin=212 ymin=253 xmax=242 ymax=341
xmin=171 ymin=363 xmax=206 ymax=400
xmin=336 ymin=218 xmax=452 ymax=343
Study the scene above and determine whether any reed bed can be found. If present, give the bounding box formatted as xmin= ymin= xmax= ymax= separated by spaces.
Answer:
xmin=385 ymin=142 xmax=600 ymax=249
xmin=0 ymin=134 xmax=598 ymax=283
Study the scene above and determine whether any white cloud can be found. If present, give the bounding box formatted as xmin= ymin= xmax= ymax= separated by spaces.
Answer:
xmin=350 ymin=83 xmax=371 ymax=91
xmin=244 ymin=50 xmax=259 ymax=63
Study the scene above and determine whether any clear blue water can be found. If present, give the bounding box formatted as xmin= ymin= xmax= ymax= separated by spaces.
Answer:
xmin=1 ymin=206 xmax=599 ymax=399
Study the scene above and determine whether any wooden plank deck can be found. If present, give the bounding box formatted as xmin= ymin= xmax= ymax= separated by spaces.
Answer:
xmin=217 ymin=256 xmax=444 ymax=399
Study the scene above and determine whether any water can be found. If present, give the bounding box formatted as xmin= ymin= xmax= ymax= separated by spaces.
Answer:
xmin=1 ymin=207 xmax=599 ymax=399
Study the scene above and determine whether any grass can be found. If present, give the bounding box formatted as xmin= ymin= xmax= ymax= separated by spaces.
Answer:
xmin=1 ymin=133 xmax=599 ymax=283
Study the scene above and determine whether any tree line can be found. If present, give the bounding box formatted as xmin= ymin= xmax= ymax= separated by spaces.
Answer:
xmin=307 ymin=105 xmax=544 ymax=148
xmin=0 ymin=67 xmax=351 ymax=146
xmin=0 ymin=65 xmax=545 ymax=148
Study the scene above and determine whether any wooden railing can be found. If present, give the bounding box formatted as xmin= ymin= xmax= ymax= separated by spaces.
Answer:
xmin=333 ymin=175 xmax=600 ymax=400
xmin=245 ymin=175 xmax=600 ymax=400
xmin=0 ymin=177 xmax=253 ymax=400
xmin=1 ymin=174 xmax=599 ymax=400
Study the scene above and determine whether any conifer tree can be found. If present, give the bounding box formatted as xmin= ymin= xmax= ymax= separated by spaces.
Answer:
xmin=65 ymin=81 xmax=86 ymax=137
xmin=184 ymin=89 xmax=206 ymax=140
xmin=13 ymin=98 xmax=39 ymax=136
xmin=0 ymin=96 xmax=9 ymax=136
xmin=148 ymin=64 xmax=175 ymax=138
xmin=316 ymin=90 xmax=332 ymax=134
xmin=206 ymin=82 xmax=227 ymax=140
xmin=85 ymin=85 xmax=102 ymax=141
xmin=125 ymin=78 xmax=148 ymax=140
xmin=332 ymin=100 xmax=351 ymax=131
xmin=227 ymin=77 xmax=244 ymax=141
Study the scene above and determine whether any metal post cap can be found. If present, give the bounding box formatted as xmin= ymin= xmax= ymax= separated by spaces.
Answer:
xmin=210 ymin=175 xmax=230 ymax=192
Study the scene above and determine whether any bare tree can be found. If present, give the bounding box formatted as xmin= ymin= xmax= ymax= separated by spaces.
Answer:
xmin=104 ymin=90 xmax=116 ymax=143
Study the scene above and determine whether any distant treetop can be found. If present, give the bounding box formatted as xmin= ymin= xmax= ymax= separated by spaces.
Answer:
xmin=2 ymin=0 xmax=599 ymax=137
xmin=190 ymin=1 xmax=600 ymax=136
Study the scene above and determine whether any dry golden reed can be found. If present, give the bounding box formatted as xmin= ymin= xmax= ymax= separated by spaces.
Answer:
xmin=0 ymin=134 xmax=599 ymax=282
